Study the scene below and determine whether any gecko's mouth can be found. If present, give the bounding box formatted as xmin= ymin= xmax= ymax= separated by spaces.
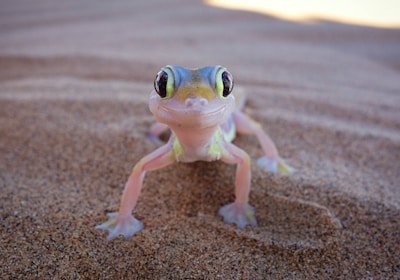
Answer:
xmin=158 ymin=102 xmax=227 ymax=117
xmin=151 ymin=102 xmax=233 ymax=129
xmin=157 ymin=102 xmax=229 ymax=128
xmin=148 ymin=90 xmax=236 ymax=129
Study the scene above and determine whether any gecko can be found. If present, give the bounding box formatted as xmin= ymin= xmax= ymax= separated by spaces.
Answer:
xmin=96 ymin=65 xmax=294 ymax=240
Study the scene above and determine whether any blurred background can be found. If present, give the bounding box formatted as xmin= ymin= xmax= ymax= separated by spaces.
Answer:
xmin=1 ymin=0 xmax=399 ymax=84
xmin=207 ymin=0 xmax=400 ymax=28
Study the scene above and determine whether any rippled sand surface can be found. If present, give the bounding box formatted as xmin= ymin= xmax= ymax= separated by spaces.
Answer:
xmin=1 ymin=0 xmax=399 ymax=278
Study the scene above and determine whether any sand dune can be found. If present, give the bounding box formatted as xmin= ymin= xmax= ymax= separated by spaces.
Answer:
xmin=1 ymin=0 xmax=399 ymax=278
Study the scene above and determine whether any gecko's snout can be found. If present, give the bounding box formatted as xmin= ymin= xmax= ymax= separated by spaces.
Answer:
xmin=185 ymin=96 xmax=208 ymax=108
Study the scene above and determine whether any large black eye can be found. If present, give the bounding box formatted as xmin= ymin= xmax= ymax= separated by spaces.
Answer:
xmin=154 ymin=70 xmax=168 ymax=98
xmin=221 ymin=71 xmax=234 ymax=97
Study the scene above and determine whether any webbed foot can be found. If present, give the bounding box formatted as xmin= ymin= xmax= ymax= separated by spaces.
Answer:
xmin=96 ymin=212 xmax=143 ymax=240
xmin=218 ymin=202 xmax=257 ymax=228
xmin=257 ymin=156 xmax=295 ymax=174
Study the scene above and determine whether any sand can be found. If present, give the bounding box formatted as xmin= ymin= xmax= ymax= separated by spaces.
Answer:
xmin=1 ymin=0 xmax=399 ymax=279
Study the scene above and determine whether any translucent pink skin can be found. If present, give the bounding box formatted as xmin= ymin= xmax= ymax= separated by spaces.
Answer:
xmin=96 ymin=66 xmax=293 ymax=240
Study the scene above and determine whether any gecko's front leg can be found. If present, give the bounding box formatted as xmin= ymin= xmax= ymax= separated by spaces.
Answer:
xmin=218 ymin=142 xmax=257 ymax=228
xmin=96 ymin=142 xmax=175 ymax=240
xmin=233 ymin=110 xmax=295 ymax=174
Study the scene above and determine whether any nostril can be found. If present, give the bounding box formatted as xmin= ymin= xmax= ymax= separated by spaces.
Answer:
xmin=185 ymin=97 xmax=208 ymax=108
xmin=185 ymin=99 xmax=194 ymax=107
xmin=199 ymin=98 xmax=208 ymax=106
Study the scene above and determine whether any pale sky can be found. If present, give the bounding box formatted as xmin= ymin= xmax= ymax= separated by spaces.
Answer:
xmin=206 ymin=0 xmax=400 ymax=28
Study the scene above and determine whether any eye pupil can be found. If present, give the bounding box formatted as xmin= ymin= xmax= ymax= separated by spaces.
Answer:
xmin=221 ymin=71 xmax=233 ymax=97
xmin=154 ymin=70 xmax=168 ymax=98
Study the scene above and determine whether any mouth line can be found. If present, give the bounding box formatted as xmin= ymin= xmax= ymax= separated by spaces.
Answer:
xmin=159 ymin=103 xmax=227 ymax=118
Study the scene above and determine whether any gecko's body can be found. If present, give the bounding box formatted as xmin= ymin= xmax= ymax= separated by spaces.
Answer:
xmin=97 ymin=65 xmax=294 ymax=240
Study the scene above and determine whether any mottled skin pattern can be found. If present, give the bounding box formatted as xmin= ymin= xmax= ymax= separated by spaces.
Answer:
xmin=96 ymin=65 xmax=294 ymax=240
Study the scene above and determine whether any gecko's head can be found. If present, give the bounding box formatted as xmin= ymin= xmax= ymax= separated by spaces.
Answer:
xmin=149 ymin=65 xmax=236 ymax=129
